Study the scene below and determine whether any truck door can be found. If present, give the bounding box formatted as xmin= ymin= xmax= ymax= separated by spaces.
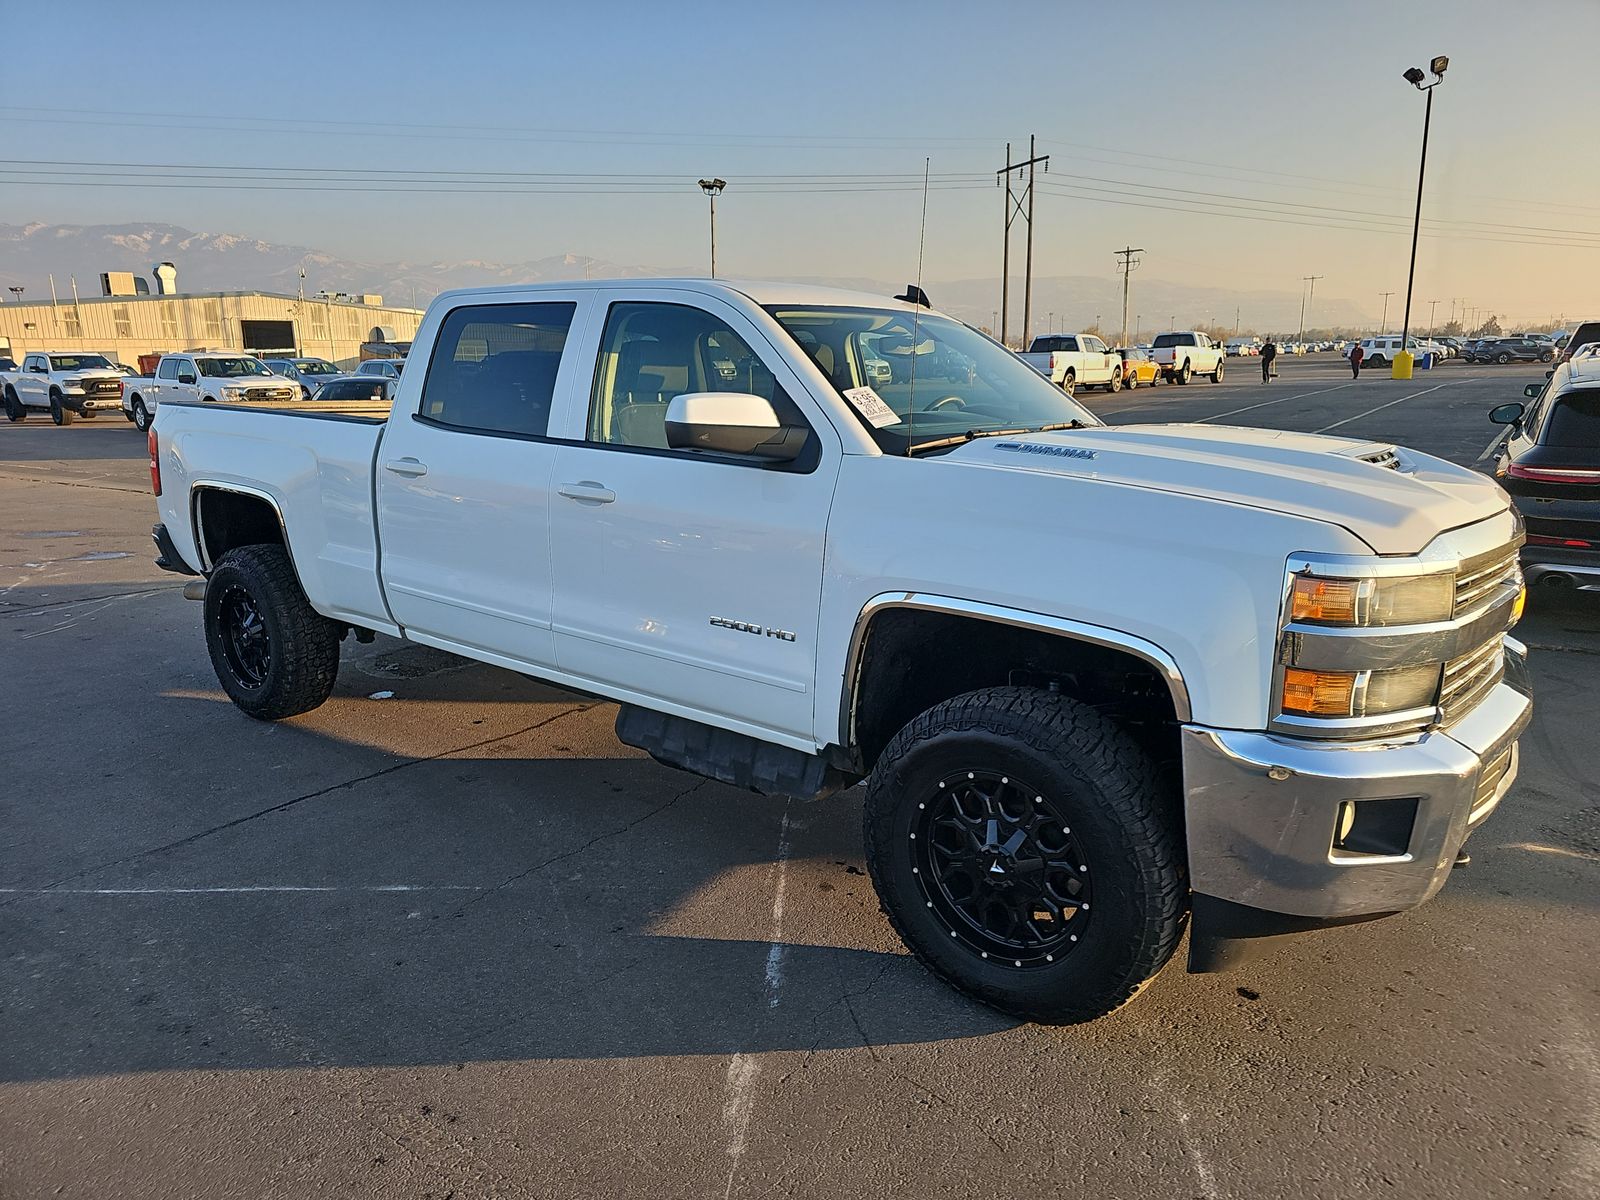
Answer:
xmin=546 ymin=293 xmax=839 ymax=744
xmin=375 ymin=295 xmax=587 ymax=669
xmin=168 ymin=357 xmax=201 ymax=403
xmin=20 ymin=355 xmax=49 ymax=405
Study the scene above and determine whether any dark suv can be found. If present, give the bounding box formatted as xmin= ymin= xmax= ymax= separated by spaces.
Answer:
xmin=1475 ymin=337 xmax=1555 ymax=365
xmin=1490 ymin=356 xmax=1600 ymax=591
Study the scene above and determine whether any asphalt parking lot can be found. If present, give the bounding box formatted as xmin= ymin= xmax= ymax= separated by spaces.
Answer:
xmin=3 ymin=357 xmax=1597 ymax=1200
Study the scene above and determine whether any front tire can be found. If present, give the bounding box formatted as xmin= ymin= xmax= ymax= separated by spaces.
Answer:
xmin=1496 ymin=352 xmax=1512 ymax=364
xmin=863 ymin=687 xmax=1186 ymax=1024
xmin=3 ymin=388 xmax=23 ymax=422
xmin=203 ymin=544 xmax=341 ymax=720
xmin=49 ymin=391 xmax=73 ymax=425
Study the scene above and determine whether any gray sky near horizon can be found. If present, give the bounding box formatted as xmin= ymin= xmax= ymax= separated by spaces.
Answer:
xmin=3 ymin=0 xmax=1595 ymax=326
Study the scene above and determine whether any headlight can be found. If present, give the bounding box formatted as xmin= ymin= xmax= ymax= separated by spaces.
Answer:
xmin=1289 ymin=571 xmax=1453 ymax=627
xmin=1282 ymin=662 xmax=1442 ymax=719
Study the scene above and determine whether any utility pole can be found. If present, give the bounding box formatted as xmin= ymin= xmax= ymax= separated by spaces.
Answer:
xmin=698 ymin=179 xmax=726 ymax=278
xmin=997 ymin=137 xmax=1048 ymax=347
xmin=1234 ymin=305 xmax=1241 ymax=336
xmin=1379 ymin=291 xmax=1395 ymax=333
xmin=1299 ymin=275 xmax=1323 ymax=343
xmin=1427 ymin=298 xmax=1440 ymax=337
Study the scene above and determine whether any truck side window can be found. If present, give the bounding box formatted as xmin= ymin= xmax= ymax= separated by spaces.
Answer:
xmin=157 ymin=358 xmax=179 ymax=380
xmin=587 ymin=302 xmax=809 ymax=452
xmin=417 ymin=302 xmax=575 ymax=438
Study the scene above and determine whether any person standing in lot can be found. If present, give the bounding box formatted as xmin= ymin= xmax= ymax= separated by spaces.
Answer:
xmin=1260 ymin=339 xmax=1277 ymax=383
xmin=1349 ymin=341 xmax=1365 ymax=379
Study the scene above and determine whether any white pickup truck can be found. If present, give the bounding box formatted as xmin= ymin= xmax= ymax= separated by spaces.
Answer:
xmin=1150 ymin=331 xmax=1227 ymax=384
xmin=1017 ymin=333 xmax=1123 ymax=393
xmin=148 ymin=279 xmax=1531 ymax=1023
xmin=122 ymin=351 xmax=302 ymax=431
xmin=2 ymin=351 xmax=126 ymax=424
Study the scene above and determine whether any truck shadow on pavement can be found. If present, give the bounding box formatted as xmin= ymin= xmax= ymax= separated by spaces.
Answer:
xmin=2 ymin=636 xmax=1021 ymax=1082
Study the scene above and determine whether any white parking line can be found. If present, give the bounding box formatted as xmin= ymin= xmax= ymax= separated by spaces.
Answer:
xmin=1315 ymin=381 xmax=1456 ymax=433
xmin=1197 ymin=382 xmax=1355 ymax=424
xmin=1473 ymin=427 xmax=1511 ymax=467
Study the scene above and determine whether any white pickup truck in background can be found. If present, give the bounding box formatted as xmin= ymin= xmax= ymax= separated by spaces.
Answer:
xmin=1017 ymin=333 xmax=1123 ymax=393
xmin=122 ymin=351 xmax=302 ymax=431
xmin=147 ymin=279 xmax=1531 ymax=1024
xmin=2 ymin=351 xmax=125 ymax=424
xmin=1150 ymin=331 xmax=1227 ymax=384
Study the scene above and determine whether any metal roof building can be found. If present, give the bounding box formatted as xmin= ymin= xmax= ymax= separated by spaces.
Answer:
xmin=0 ymin=290 xmax=424 ymax=369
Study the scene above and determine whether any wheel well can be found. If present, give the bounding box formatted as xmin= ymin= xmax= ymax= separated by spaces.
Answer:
xmin=194 ymin=489 xmax=286 ymax=569
xmin=848 ymin=609 xmax=1181 ymax=775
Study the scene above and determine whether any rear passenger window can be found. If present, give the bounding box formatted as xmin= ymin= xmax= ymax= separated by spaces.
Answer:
xmin=1543 ymin=393 xmax=1600 ymax=448
xmin=587 ymin=302 xmax=808 ymax=452
xmin=418 ymin=303 xmax=575 ymax=437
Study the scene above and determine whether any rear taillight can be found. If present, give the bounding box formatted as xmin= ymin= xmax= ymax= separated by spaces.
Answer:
xmin=118 ymin=379 xmax=125 ymax=397
xmin=147 ymin=427 xmax=161 ymax=496
xmin=1527 ymin=534 xmax=1595 ymax=548
xmin=1506 ymin=463 xmax=1600 ymax=484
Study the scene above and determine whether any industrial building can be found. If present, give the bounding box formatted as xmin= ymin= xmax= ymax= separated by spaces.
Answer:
xmin=0 ymin=266 xmax=423 ymax=370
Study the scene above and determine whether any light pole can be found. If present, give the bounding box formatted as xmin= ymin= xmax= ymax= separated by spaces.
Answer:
xmin=1395 ymin=56 xmax=1448 ymax=377
xmin=698 ymin=178 xmax=726 ymax=278
xmin=6 ymin=286 xmax=22 ymax=305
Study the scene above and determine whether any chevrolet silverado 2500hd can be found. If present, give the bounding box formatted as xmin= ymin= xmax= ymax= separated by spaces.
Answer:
xmin=3 ymin=351 xmax=125 ymax=423
xmin=148 ymin=281 xmax=1531 ymax=1023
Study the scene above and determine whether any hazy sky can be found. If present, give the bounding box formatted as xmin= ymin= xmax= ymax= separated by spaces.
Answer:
xmin=4 ymin=0 xmax=1596 ymax=325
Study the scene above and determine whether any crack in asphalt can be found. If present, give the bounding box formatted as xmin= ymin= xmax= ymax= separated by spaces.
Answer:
xmin=0 ymin=583 xmax=182 ymax=614
xmin=450 ymin=775 xmax=713 ymax=916
xmin=0 ymin=469 xmax=148 ymax=494
xmin=1 ymin=702 xmax=596 ymax=908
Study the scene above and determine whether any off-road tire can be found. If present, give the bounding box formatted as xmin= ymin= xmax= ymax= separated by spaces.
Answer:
xmin=132 ymin=398 xmax=151 ymax=432
xmin=863 ymin=686 xmax=1186 ymax=1024
xmin=203 ymin=544 xmax=341 ymax=720
xmin=4 ymin=388 xmax=23 ymax=422
xmin=49 ymin=390 xmax=73 ymax=425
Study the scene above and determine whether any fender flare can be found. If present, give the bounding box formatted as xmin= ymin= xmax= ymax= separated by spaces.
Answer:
xmin=837 ymin=592 xmax=1193 ymax=746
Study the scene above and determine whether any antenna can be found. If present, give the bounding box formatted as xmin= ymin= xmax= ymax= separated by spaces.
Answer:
xmin=907 ymin=157 xmax=930 ymax=455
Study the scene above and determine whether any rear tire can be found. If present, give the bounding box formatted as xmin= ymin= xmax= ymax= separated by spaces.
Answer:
xmin=203 ymin=544 xmax=341 ymax=720
xmin=3 ymin=388 xmax=23 ymax=422
xmin=1125 ymin=372 xmax=1138 ymax=391
xmin=1211 ymin=359 xmax=1225 ymax=383
xmin=1497 ymin=352 xmax=1512 ymax=364
xmin=1060 ymin=369 xmax=1076 ymax=397
xmin=863 ymin=686 xmax=1186 ymax=1024
xmin=132 ymin=398 xmax=151 ymax=432
xmin=49 ymin=391 xmax=73 ymax=425
xmin=1107 ymin=368 xmax=1122 ymax=393
xmin=1177 ymin=360 xmax=1192 ymax=385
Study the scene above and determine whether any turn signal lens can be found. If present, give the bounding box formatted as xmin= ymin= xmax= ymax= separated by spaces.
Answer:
xmin=1291 ymin=577 xmax=1361 ymax=624
xmin=1283 ymin=668 xmax=1358 ymax=716
xmin=1511 ymin=583 xmax=1526 ymax=626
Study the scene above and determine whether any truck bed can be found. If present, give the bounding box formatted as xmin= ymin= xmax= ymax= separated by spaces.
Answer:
xmin=154 ymin=400 xmax=395 ymax=632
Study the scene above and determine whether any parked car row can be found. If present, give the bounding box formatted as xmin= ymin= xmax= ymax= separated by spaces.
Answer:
xmin=1465 ymin=336 xmax=1558 ymax=365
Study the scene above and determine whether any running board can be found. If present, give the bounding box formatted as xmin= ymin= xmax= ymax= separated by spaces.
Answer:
xmin=614 ymin=705 xmax=854 ymax=801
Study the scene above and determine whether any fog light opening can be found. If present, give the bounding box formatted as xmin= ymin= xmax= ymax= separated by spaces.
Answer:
xmin=1332 ymin=797 xmax=1419 ymax=859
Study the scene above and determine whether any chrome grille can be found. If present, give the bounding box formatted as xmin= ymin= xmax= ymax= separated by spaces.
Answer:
xmin=1441 ymin=634 xmax=1505 ymax=723
xmin=1453 ymin=543 xmax=1520 ymax=616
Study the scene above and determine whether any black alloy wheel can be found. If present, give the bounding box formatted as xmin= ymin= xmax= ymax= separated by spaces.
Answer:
xmin=913 ymin=769 xmax=1091 ymax=967
xmin=216 ymin=583 xmax=273 ymax=691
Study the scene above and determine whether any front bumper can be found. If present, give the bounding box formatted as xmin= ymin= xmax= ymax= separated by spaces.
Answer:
xmin=1182 ymin=637 xmax=1531 ymax=967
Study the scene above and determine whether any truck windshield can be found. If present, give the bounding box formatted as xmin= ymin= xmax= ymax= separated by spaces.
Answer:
xmin=48 ymin=354 xmax=113 ymax=370
xmin=293 ymin=359 xmax=338 ymax=374
xmin=767 ymin=307 xmax=1097 ymax=453
xmin=196 ymin=357 xmax=274 ymax=378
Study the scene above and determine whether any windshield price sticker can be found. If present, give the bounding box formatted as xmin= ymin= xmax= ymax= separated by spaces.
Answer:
xmin=843 ymin=386 xmax=900 ymax=429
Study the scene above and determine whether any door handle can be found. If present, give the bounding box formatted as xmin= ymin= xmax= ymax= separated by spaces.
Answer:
xmin=558 ymin=481 xmax=616 ymax=504
xmin=384 ymin=458 xmax=428 ymax=477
